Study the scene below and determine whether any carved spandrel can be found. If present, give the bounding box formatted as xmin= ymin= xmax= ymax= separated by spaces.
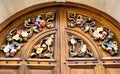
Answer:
xmin=67 ymin=11 xmax=118 ymax=56
xmin=0 ymin=12 xmax=55 ymax=58
xmin=68 ymin=35 xmax=93 ymax=58
xmin=30 ymin=34 xmax=55 ymax=59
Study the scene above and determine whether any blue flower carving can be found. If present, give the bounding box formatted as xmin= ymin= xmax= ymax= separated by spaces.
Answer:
xmin=107 ymin=41 xmax=114 ymax=48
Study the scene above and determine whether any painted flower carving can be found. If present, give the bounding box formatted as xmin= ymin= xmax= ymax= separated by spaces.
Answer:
xmin=102 ymin=41 xmax=118 ymax=55
xmin=36 ymin=48 xmax=44 ymax=54
xmin=0 ymin=12 xmax=55 ymax=57
xmin=21 ymin=31 xmax=29 ymax=37
xmin=12 ymin=34 xmax=21 ymax=41
xmin=67 ymin=11 xmax=119 ymax=56
xmin=69 ymin=36 xmax=93 ymax=57
xmin=30 ymin=34 xmax=55 ymax=58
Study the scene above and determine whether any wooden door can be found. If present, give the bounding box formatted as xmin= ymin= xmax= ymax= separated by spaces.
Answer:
xmin=0 ymin=2 xmax=120 ymax=74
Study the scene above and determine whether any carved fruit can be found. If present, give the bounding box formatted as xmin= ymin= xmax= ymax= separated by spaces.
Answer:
xmin=36 ymin=17 xmax=41 ymax=22
xmin=3 ymin=45 xmax=10 ymax=53
xmin=10 ymin=49 xmax=17 ymax=54
xmin=69 ymin=22 xmax=76 ymax=28
xmin=70 ymin=38 xmax=76 ymax=44
xmin=42 ymin=44 xmax=47 ymax=49
xmin=32 ymin=27 xmax=39 ymax=33
xmin=7 ymin=38 xmax=13 ymax=42
xmin=10 ymin=54 xmax=15 ymax=57
xmin=101 ymin=43 xmax=107 ymax=50
xmin=16 ymin=46 xmax=21 ymax=51
xmin=84 ymin=25 xmax=90 ymax=32
xmin=81 ymin=45 xmax=87 ymax=53
xmin=107 ymin=33 xmax=114 ymax=39
xmin=23 ymin=37 xmax=28 ymax=42
xmin=17 ymin=30 xmax=22 ymax=35
xmin=111 ymin=52 xmax=115 ymax=56
xmin=44 ymin=53 xmax=52 ymax=58
xmin=5 ymin=53 xmax=10 ymax=57
xmin=107 ymin=47 xmax=112 ymax=52
xmin=114 ymin=50 xmax=117 ymax=54
xmin=102 ymin=31 xmax=107 ymax=36
xmin=76 ymin=19 xmax=81 ymax=25
xmin=70 ymin=51 xmax=77 ymax=57
xmin=99 ymin=34 xmax=105 ymax=40
xmin=40 ymin=20 xmax=46 ymax=27
xmin=34 ymin=22 xmax=41 ymax=28
xmin=30 ymin=53 xmax=36 ymax=58
xmin=46 ymin=24 xmax=54 ymax=29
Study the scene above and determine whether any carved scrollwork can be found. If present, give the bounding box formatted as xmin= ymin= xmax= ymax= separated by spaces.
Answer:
xmin=67 ymin=11 xmax=118 ymax=56
xmin=68 ymin=35 xmax=93 ymax=58
xmin=0 ymin=12 xmax=55 ymax=57
xmin=30 ymin=34 xmax=55 ymax=59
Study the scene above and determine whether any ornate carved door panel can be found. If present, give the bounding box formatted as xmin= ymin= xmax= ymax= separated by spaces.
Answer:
xmin=0 ymin=2 xmax=120 ymax=74
xmin=0 ymin=6 xmax=60 ymax=74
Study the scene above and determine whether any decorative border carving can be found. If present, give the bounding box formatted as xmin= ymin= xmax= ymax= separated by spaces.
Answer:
xmin=0 ymin=12 xmax=55 ymax=57
xmin=67 ymin=11 xmax=118 ymax=56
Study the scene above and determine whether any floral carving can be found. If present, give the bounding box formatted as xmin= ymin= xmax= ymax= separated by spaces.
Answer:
xmin=68 ymin=35 xmax=93 ymax=58
xmin=67 ymin=11 xmax=118 ymax=56
xmin=30 ymin=34 xmax=55 ymax=59
xmin=0 ymin=12 xmax=55 ymax=57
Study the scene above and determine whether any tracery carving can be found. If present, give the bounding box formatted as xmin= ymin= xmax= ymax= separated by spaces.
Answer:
xmin=0 ymin=12 xmax=55 ymax=57
xmin=68 ymin=35 xmax=93 ymax=58
xmin=30 ymin=34 xmax=55 ymax=59
xmin=67 ymin=11 xmax=118 ymax=56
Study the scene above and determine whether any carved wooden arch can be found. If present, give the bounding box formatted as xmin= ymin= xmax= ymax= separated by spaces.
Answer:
xmin=0 ymin=2 xmax=120 ymax=74
xmin=0 ymin=1 xmax=120 ymax=57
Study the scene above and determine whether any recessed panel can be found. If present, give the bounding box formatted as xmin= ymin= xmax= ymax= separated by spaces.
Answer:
xmin=30 ymin=70 xmax=52 ymax=74
xmin=71 ymin=68 xmax=94 ymax=74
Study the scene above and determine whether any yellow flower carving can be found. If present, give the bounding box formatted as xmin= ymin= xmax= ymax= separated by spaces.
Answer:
xmin=97 ymin=27 xmax=103 ymax=32
xmin=36 ymin=48 xmax=43 ymax=54
xmin=81 ymin=45 xmax=87 ymax=53
xmin=21 ymin=31 xmax=28 ymax=37
xmin=12 ymin=34 xmax=20 ymax=40
xmin=70 ymin=38 xmax=76 ymax=44
xmin=93 ymin=31 xmax=99 ymax=37
xmin=46 ymin=38 xmax=53 ymax=45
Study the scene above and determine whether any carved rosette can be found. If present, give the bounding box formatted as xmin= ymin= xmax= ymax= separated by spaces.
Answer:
xmin=68 ymin=35 xmax=93 ymax=58
xmin=0 ymin=12 xmax=55 ymax=57
xmin=67 ymin=11 xmax=118 ymax=56
xmin=30 ymin=34 xmax=55 ymax=59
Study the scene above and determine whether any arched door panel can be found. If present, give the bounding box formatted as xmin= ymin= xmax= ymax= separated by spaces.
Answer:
xmin=0 ymin=2 xmax=120 ymax=74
